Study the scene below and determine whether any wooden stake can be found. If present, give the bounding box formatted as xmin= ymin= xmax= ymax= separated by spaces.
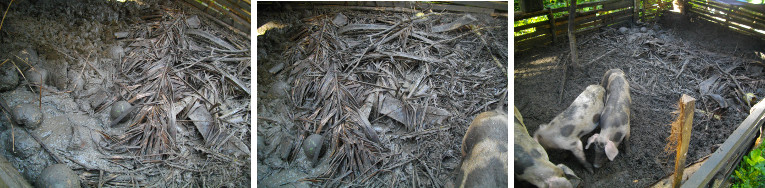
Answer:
xmin=673 ymin=94 xmax=696 ymax=188
xmin=567 ymin=0 xmax=579 ymax=68
xmin=634 ymin=0 xmax=640 ymax=23
xmin=548 ymin=8 xmax=557 ymax=45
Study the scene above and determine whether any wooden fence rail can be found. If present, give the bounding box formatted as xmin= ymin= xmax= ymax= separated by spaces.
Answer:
xmin=514 ymin=0 xmax=661 ymax=52
xmin=514 ymin=0 xmax=765 ymax=52
xmin=184 ymin=0 xmax=251 ymax=38
xmin=685 ymin=0 xmax=765 ymax=41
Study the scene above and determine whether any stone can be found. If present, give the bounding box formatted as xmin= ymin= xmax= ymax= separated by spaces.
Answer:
xmin=302 ymin=134 xmax=323 ymax=164
xmin=1 ymin=128 xmax=42 ymax=158
xmin=37 ymin=164 xmax=81 ymax=188
xmin=110 ymin=100 xmax=132 ymax=122
xmin=618 ymin=27 xmax=629 ymax=34
xmin=332 ymin=13 xmax=348 ymax=26
xmin=24 ymin=68 xmax=47 ymax=88
xmin=114 ymin=31 xmax=129 ymax=39
xmin=15 ymin=48 xmax=39 ymax=66
xmin=108 ymin=45 xmax=124 ymax=60
xmin=186 ymin=15 xmax=201 ymax=29
xmin=0 ymin=63 xmax=19 ymax=92
xmin=12 ymin=103 xmax=42 ymax=129
xmin=268 ymin=63 xmax=284 ymax=74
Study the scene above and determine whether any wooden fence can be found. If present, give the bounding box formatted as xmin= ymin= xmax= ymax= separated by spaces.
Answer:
xmin=514 ymin=0 xmax=672 ymax=52
xmin=282 ymin=1 xmax=509 ymax=17
xmin=182 ymin=0 xmax=251 ymax=38
xmin=685 ymin=0 xmax=765 ymax=41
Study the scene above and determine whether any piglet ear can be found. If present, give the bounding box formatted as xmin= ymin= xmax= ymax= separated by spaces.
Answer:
xmin=585 ymin=134 xmax=599 ymax=149
xmin=605 ymin=141 xmax=619 ymax=161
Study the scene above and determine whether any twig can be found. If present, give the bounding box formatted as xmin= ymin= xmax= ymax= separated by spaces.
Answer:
xmin=674 ymin=57 xmax=691 ymax=79
xmin=558 ymin=58 xmax=569 ymax=104
xmin=416 ymin=157 xmax=438 ymax=188
xmin=585 ymin=48 xmax=617 ymax=66
xmin=708 ymin=58 xmax=745 ymax=99
xmin=0 ymin=0 xmax=12 ymax=32
xmin=471 ymin=25 xmax=506 ymax=77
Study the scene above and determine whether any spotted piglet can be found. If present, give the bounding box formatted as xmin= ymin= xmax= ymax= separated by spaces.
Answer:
xmin=515 ymin=107 xmax=579 ymax=188
xmin=455 ymin=110 xmax=508 ymax=187
xmin=533 ymin=84 xmax=605 ymax=173
xmin=586 ymin=69 xmax=631 ymax=169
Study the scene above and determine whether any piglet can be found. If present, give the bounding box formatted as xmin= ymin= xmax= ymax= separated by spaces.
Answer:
xmin=534 ymin=84 xmax=605 ymax=173
xmin=515 ymin=107 xmax=579 ymax=188
xmin=455 ymin=110 xmax=508 ymax=187
xmin=586 ymin=69 xmax=631 ymax=168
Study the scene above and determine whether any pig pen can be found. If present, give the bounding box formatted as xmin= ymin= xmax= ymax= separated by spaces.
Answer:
xmin=0 ymin=0 xmax=250 ymax=187
xmin=257 ymin=2 xmax=508 ymax=187
xmin=514 ymin=12 xmax=765 ymax=187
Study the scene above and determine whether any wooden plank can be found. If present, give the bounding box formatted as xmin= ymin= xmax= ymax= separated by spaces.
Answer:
xmin=738 ymin=5 xmax=765 ymax=16
xmin=550 ymin=0 xmax=622 ymax=13
xmin=516 ymin=35 xmax=552 ymax=50
xmin=573 ymin=6 xmax=633 ymax=26
xmin=422 ymin=3 xmax=496 ymax=14
xmin=515 ymin=9 xmax=550 ymax=20
xmin=213 ymin=0 xmax=250 ymax=22
xmin=576 ymin=13 xmax=630 ymax=33
xmin=515 ymin=19 xmax=550 ymax=32
xmin=728 ymin=14 xmax=765 ymax=32
xmin=547 ymin=14 xmax=629 ymax=45
xmin=230 ymin=0 xmax=250 ymax=10
xmin=689 ymin=7 xmax=727 ymax=23
xmin=181 ymin=0 xmax=250 ymax=38
xmin=603 ymin=0 xmax=632 ymax=10
xmin=690 ymin=0 xmax=765 ymax=24
xmin=554 ymin=8 xmax=631 ymax=34
xmin=447 ymin=1 xmax=509 ymax=11
xmin=688 ymin=6 xmax=764 ymax=37
xmin=607 ymin=16 xmax=632 ymax=27
xmin=672 ymin=95 xmax=696 ymax=188
xmin=205 ymin=1 xmax=250 ymax=28
xmin=515 ymin=28 xmax=552 ymax=41
xmin=682 ymin=99 xmax=765 ymax=187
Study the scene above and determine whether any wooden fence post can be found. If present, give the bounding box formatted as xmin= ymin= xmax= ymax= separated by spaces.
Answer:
xmin=548 ymin=8 xmax=557 ymax=45
xmin=634 ymin=0 xmax=640 ymax=23
xmin=567 ymin=0 xmax=578 ymax=68
xmin=672 ymin=94 xmax=696 ymax=188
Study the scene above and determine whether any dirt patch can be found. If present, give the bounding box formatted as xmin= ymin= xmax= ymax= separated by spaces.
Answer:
xmin=0 ymin=0 xmax=250 ymax=187
xmin=515 ymin=11 xmax=765 ymax=187
xmin=257 ymin=3 xmax=508 ymax=187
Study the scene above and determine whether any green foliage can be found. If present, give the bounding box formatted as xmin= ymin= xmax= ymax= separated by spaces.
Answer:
xmin=731 ymin=144 xmax=765 ymax=188
xmin=514 ymin=0 xmax=610 ymax=37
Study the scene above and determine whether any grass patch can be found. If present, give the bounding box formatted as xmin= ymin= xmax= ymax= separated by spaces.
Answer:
xmin=731 ymin=143 xmax=765 ymax=188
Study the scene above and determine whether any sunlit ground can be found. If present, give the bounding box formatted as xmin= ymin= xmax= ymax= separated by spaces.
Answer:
xmin=514 ymin=55 xmax=558 ymax=79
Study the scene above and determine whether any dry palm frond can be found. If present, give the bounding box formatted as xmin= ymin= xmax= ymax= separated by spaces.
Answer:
xmin=110 ymin=6 xmax=250 ymax=174
xmin=284 ymin=10 xmax=507 ymax=186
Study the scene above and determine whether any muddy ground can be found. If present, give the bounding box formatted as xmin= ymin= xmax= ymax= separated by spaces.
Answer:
xmin=0 ymin=0 xmax=250 ymax=187
xmin=257 ymin=3 xmax=508 ymax=188
xmin=515 ymin=11 xmax=765 ymax=187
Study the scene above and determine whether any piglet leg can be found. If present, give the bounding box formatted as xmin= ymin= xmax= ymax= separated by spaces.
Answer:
xmin=572 ymin=140 xmax=594 ymax=173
